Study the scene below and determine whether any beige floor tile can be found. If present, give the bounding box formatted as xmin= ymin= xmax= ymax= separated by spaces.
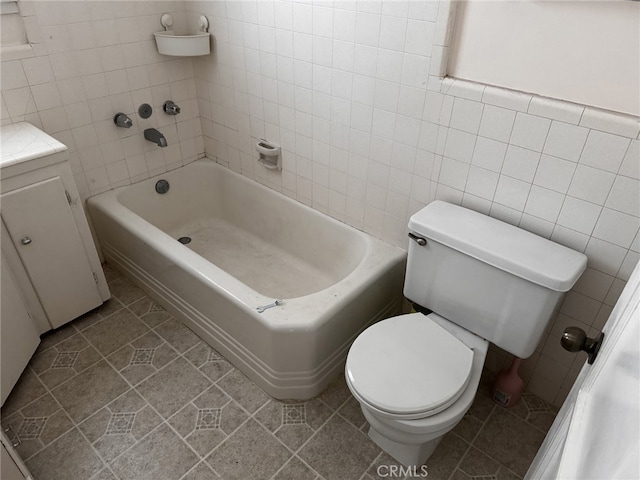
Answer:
xmin=136 ymin=357 xmax=212 ymax=419
xmin=30 ymin=334 xmax=102 ymax=390
xmin=273 ymin=456 xmax=319 ymax=480
xmin=35 ymin=324 xmax=78 ymax=354
xmin=452 ymin=412 xmax=485 ymax=443
xmin=111 ymin=423 xmax=199 ymax=480
xmin=154 ymin=318 xmax=202 ymax=353
xmin=168 ymin=385 xmax=248 ymax=456
xmin=184 ymin=341 xmax=235 ymax=381
xmin=1 ymin=370 xmax=47 ymax=418
xmin=415 ymin=433 xmax=469 ymax=480
xmin=51 ymin=360 xmax=129 ymax=423
xmin=368 ymin=452 xmax=407 ymax=480
xmin=216 ymin=369 xmax=270 ymax=414
xmin=72 ymin=299 xmax=124 ymax=332
xmin=182 ymin=462 xmax=222 ymax=479
xmin=107 ymin=276 xmax=146 ymax=306
xmin=316 ymin=373 xmax=353 ymax=411
xmin=2 ymin=393 xmax=75 ymax=462
xmin=474 ymin=407 xmax=546 ymax=477
xmin=90 ymin=468 xmax=119 ymax=480
xmin=25 ymin=428 xmax=104 ymax=480
xmin=299 ymin=415 xmax=380 ymax=480
xmin=338 ymin=395 xmax=368 ymax=429
xmin=458 ymin=445 xmax=501 ymax=477
xmin=206 ymin=419 xmax=291 ymax=480
xmin=78 ymin=389 xmax=162 ymax=463
xmin=82 ymin=309 xmax=149 ymax=356
xmin=107 ymin=331 xmax=179 ymax=386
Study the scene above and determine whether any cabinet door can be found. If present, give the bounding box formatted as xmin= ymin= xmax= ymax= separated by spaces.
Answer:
xmin=1 ymin=256 xmax=40 ymax=405
xmin=1 ymin=177 xmax=102 ymax=328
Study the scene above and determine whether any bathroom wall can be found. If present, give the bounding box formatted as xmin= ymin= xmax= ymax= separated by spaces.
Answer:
xmin=189 ymin=0 xmax=640 ymax=406
xmin=0 ymin=0 xmax=204 ymax=197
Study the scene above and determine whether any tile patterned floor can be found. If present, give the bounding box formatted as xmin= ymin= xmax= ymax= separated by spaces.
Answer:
xmin=2 ymin=265 xmax=558 ymax=480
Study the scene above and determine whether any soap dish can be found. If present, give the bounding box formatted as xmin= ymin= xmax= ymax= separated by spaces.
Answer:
xmin=154 ymin=13 xmax=211 ymax=57
xmin=154 ymin=31 xmax=210 ymax=57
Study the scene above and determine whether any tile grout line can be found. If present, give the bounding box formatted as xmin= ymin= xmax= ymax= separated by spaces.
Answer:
xmin=445 ymin=402 xmax=498 ymax=480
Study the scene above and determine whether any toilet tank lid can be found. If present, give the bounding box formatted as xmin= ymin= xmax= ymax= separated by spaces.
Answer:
xmin=409 ymin=201 xmax=587 ymax=291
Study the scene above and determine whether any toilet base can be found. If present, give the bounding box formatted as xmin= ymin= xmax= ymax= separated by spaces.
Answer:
xmin=368 ymin=426 xmax=442 ymax=467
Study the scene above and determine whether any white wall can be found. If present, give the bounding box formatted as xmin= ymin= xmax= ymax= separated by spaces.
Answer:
xmin=448 ymin=0 xmax=640 ymax=117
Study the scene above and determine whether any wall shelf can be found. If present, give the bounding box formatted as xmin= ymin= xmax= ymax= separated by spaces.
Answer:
xmin=154 ymin=13 xmax=211 ymax=57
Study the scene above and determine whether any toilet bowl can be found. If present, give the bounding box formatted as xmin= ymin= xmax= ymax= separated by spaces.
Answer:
xmin=344 ymin=201 xmax=587 ymax=467
xmin=346 ymin=312 xmax=488 ymax=466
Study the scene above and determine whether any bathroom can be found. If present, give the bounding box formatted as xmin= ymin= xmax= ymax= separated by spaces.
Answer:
xmin=1 ymin=0 xmax=638 ymax=478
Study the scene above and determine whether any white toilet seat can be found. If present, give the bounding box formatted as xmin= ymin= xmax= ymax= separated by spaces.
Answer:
xmin=346 ymin=313 xmax=474 ymax=420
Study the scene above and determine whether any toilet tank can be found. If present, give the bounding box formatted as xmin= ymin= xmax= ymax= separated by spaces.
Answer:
xmin=405 ymin=201 xmax=587 ymax=358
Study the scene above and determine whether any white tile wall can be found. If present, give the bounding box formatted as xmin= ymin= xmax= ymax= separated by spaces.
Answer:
xmin=1 ymin=0 xmax=204 ymax=197
xmin=190 ymin=0 xmax=640 ymax=407
xmin=2 ymin=0 xmax=639 ymax=408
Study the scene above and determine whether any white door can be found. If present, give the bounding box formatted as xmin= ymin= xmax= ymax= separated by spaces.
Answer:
xmin=1 ymin=177 xmax=103 ymax=328
xmin=525 ymin=261 xmax=640 ymax=479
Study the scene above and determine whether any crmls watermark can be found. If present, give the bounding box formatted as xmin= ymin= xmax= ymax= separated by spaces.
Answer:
xmin=376 ymin=465 xmax=429 ymax=478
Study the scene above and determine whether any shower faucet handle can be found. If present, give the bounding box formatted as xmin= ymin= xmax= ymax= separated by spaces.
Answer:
xmin=163 ymin=100 xmax=181 ymax=115
xmin=113 ymin=112 xmax=133 ymax=128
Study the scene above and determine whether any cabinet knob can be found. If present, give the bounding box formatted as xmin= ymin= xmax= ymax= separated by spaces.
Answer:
xmin=20 ymin=236 xmax=32 ymax=245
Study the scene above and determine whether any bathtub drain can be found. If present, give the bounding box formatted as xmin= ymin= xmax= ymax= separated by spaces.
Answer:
xmin=155 ymin=179 xmax=170 ymax=194
xmin=178 ymin=236 xmax=192 ymax=244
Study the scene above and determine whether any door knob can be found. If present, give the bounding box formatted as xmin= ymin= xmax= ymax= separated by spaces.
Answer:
xmin=561 ymin=326 xmax=604 ymax=365
xmin=20 ymin=236 xmax=32 ymax=245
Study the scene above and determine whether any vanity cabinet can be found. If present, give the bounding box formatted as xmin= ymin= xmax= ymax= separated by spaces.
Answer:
xmin=1 ymin=123 xmax=110 ymax=334
xmin=2 ymin=176 xmax=104 ymax=328
xmin=0 ymin=176 xmax=102 ymax=328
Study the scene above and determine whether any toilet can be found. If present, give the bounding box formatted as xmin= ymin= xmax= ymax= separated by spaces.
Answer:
xmin=345 ymin=201 xmax=587 ymax=467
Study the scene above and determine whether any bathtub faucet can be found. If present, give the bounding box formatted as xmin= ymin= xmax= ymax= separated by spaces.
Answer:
xmin=144 ymin=128 xmax=167 ymax=147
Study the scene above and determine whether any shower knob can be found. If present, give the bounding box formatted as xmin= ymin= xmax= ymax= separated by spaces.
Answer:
xmin=561 ymin=326 xmax=604 ymax=365
xmin=20 ymin=236 xmax=32 ymax=245
xmin=163 ymin=100 xmax=181 ymax=115
xmin=113 ymin=112 xmax=133 ymax=128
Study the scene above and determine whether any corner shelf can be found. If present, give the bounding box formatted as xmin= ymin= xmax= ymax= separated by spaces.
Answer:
xmin=154 ymin=13 xmax=211 ymax=57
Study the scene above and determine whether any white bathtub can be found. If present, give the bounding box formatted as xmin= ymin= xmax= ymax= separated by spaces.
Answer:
xmin=87 ymin=159 xmax=406 ymax=399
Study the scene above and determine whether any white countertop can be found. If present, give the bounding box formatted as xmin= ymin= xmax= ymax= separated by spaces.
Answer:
xmin=1 ymin=122 xmax=68 ymax=168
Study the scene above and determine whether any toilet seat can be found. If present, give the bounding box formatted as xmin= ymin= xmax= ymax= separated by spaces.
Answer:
xmin=346 ymin=313 xmax=474 ymax=420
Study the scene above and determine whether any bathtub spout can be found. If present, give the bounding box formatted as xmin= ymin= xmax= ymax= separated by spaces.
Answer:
xmin=144 ymin=128 xmax=167 ymax=147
